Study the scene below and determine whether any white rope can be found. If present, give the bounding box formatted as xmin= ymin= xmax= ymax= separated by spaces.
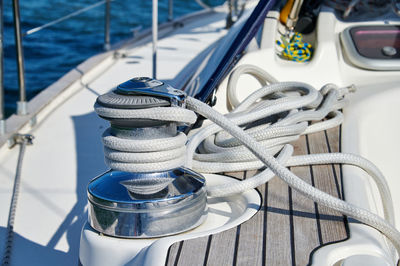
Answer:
xmin=186 ymin=96 xmax=400 ymax=258
xmin=184 ymin=65 xmax=398 ymax=259
xmin=186 ymin=82 xmax=347 ymax=172
xmin=94 ymin=101 xmax=197 ymax=173
xmin=227 ymin=64 xmax=278 ymax=110
xmin=94 ymin=103 xmax=197 ymax=124
xmin=94 ymin=65 xmax=399 ymax=259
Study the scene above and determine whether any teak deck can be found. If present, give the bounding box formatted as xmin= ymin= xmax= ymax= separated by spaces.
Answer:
xmin=166 ymin=126 xmax=349 ymax=266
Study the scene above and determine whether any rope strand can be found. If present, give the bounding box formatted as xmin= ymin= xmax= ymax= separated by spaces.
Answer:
xmin=94 ymin=65 xmax=399 ymax=262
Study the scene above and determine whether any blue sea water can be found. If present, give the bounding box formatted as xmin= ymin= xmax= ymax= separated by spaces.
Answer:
xmin=3 ymin=0 xmax=223 ymax=116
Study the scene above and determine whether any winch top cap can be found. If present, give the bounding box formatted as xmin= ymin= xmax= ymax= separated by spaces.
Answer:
xmin=96 ymin=90 xmax=170 ymax=110
xmin=96 ymin=77 xmax=187 ymax=110
xmin=116 ymin=77 xmax=164 ymax=95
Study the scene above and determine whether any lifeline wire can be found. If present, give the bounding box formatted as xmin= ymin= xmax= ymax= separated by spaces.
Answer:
xmin=1 ymin=135 xmax=33 ymax=265
xmin=95 ymin=65 xmax=399 ymax=261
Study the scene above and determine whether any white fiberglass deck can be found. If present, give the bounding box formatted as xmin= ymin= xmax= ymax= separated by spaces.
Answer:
xmin=0 ymin=10 xmax=228 ymax=265
xmin=342 ymin=83 xmax=400 ymax=231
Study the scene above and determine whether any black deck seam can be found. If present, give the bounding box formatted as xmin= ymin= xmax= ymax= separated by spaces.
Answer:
xmin=173 ymin=241 xmax=184 ymax=266
xmin=232 ymin=225 xmax=241 ymax=266
xmin=203 ymin=235 xmax=213 ymax=266
xmin=288 ymin=184 xmax=296 ymax=266
xmin=232 ymin=171 xmax=248 ymax=266
xmin=262 ymin=182 xmax=268 ymax=266
xmin=305 ymin=134 xmax=323 ymax=245
xmin=338 ymin=125 xmax=345 ymax=200
xmin=324 ymin=129 xmax=342 ymax=199
xmin=324 ymin=128 xmax=349 ymax=239
xmin=165 ymin=247 xmax=171 ymax=266
xmin=338 ymin=125 xmax=351 ymax=237
xmin=243 ymin=170 xmax=249 ymax=180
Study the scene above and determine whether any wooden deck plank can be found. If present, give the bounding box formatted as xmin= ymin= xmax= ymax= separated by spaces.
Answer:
xmin=176 ymin=237 xmax=209 ymax=266
xmin=325 ymin=127 xmax=344 ymax=200
xmin=236 ymin=178 xmax=265 ymax=265
xmin=203 ymin=171 xmax=245 ymax=266
xmin=265 ymin=178 xmax=292 ymax=265
xmin=224 ymin=171 xmax=246 ymax=180
xmin=166 ymin=128 xmax=348 ymax=266
xmin=166 ymin=241 xmax=183 ymax=266
xmin=290 ymin=136 xmax=320 ymax=265
xmin=307 ymin=129 xmax=347 ymax=244
xmin=206 ymin=229 xmax=237 ymax=266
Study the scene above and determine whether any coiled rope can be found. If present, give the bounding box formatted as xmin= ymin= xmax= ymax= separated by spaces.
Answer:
xmin=94 ymin=65 xmax=399 ymax=261
xmin=94 ymin=105 xmax=197 ymax=173
xmin=276 ymin=32 xmax=313 ymax=62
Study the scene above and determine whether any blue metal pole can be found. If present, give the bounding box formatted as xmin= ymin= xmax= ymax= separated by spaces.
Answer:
xmin=104 ymin=0 xmax=111 ymax=50
xmin=152 ymin=0 xmax=158 ymax=79
xmin=168 ymin=0 xmax=173 ymax=21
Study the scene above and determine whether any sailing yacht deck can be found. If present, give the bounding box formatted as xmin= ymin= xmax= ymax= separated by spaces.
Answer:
xmin=166 ymin=127 xmax=348 ymax=266
xmin=1 ymin=2 xmax=400 ymax=265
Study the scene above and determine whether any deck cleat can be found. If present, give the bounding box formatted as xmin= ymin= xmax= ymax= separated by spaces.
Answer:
xmin=87 ymin=77 xmax=207 ymax=238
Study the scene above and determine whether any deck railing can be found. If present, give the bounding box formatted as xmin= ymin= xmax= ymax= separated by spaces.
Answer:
xmin=12 ymin=0 xmax=26 ymax=116
xmin=0 ymin=0 xmax=177 ymax=135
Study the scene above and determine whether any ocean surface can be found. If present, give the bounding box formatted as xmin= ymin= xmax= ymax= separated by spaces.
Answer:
xmin=3 ymin=0 xmax=223 ymax=116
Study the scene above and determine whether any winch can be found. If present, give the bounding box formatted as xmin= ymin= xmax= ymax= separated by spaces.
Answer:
xmin=87 ymin=77 xmax=207 ymax=238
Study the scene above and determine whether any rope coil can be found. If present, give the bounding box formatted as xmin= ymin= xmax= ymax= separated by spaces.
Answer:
xmin=94 ymin=66 xmax=399 ymax=261
xmin=276 ymin=32 xmax=313 ymax=62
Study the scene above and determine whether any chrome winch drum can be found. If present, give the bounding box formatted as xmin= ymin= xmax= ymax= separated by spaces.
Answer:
xmin=88 ymin=77 xmax=208 ymax=238
xmin=87 ymin=168 xmax=207 ymax=238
